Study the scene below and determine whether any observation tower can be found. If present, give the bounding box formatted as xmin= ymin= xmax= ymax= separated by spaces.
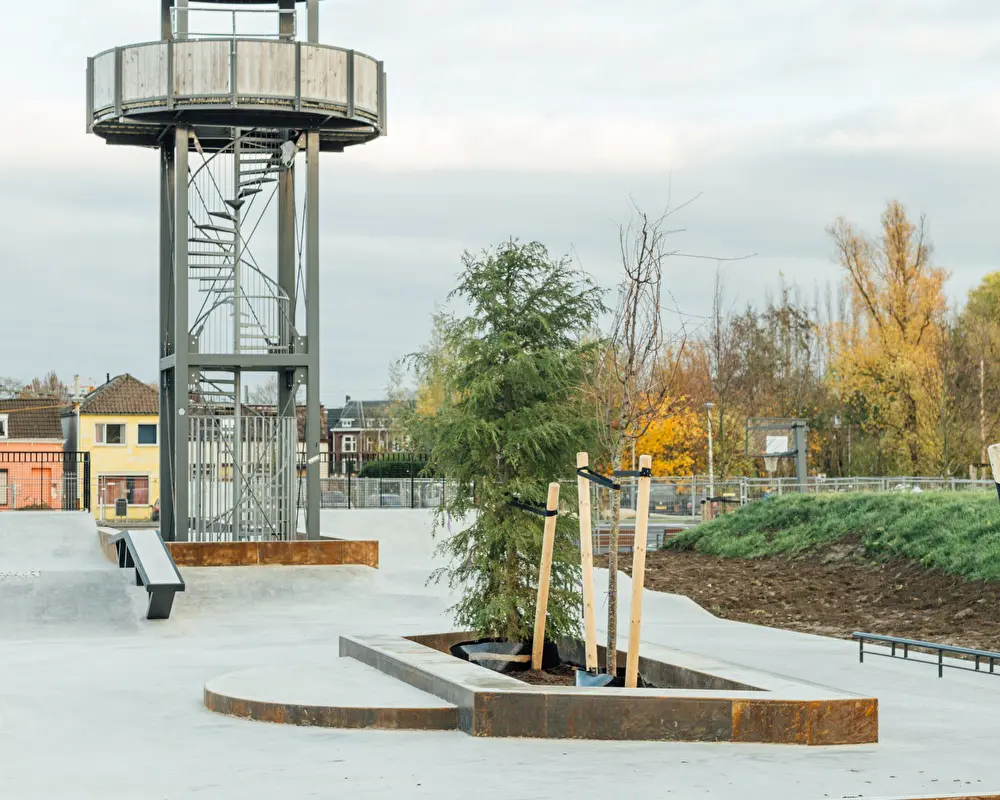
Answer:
xmin=86 ymin=1 xmax=386 ymax=542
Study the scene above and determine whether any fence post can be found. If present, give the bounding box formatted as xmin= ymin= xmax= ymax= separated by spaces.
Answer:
xmin=691 ymin=475 xmax=697 ymax=520
xmin=83 ymin=454 xmax=91 ymax=512
xmin=347 ymin=463 xmax=352 ymax=510
xmin=411 ymin=462 xmax=416 ymax=508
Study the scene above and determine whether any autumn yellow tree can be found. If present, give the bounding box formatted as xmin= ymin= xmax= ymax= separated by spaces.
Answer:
xmin=635 ymin=399 xmax=703 ymax=476
xmin=827 ymin=200 xmax=948 ymax=473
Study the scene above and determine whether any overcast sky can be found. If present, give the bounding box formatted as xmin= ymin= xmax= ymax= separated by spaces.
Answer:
xmin=2 ymin=0 xmax=999 ymax=405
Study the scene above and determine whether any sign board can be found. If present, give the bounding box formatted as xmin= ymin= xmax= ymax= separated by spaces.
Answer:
xmin=765 ymin=436 xmax=789 ymax=455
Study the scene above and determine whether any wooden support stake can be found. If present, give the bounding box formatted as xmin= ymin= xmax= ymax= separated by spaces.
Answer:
xmin=532 ymin=482 xmax=561 ymax=671
xmin=625 ymin=454 xmax=653 ymax=689
xmin=576 ymin=452 xmax=598 ymax=672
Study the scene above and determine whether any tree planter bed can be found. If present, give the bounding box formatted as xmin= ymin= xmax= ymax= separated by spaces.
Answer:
xmin=339 ymin=631 xmax=878 ymax=744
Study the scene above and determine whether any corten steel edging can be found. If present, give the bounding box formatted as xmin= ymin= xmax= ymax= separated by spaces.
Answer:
xmin=856 ymin=796 xmax=1000 ymax=800
xmin=339 ymin=633 xmax=878 ymax=745
xmin=167 ymin=539 xmax=378 ymax=567
xmin=203 ymin=687 xmax=458 ymax=731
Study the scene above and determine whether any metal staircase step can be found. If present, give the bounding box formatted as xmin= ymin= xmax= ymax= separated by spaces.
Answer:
xmin=189 ymin=237 xmax=234 ymax=247
xmin=209 ymin=211 xmax=235 ymax=222
xmin=196 ymin=224 xmax=236 ymax=234
xmin=240 ymin=178 xmax=277 ymax=189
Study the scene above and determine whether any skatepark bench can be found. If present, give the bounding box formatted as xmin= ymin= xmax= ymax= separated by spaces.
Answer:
xmin=853 ymin=631 xmax=1000 ymax=678
xmin=110 ymin=530 xmax=185 ymax=620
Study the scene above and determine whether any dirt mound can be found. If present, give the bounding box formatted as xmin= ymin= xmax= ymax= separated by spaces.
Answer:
xmin=600 ymin=545 xmax=1000 ymax=653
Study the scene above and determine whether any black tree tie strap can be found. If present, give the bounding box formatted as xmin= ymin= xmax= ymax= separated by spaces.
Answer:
xmin=508 ymin=497 xmax=558 ymax=518
xmin=576 ymin=466 xmax=621 ymax=491
xmin=613 ymin=468 xmax=653 ymax=478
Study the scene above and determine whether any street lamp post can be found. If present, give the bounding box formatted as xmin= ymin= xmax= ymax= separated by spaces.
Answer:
xmin=705 ymin=402 xmax=715 ymax=500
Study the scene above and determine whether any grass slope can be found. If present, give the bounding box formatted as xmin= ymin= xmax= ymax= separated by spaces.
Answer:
xmin=669 ymin=491 xmax=1000 ymax=583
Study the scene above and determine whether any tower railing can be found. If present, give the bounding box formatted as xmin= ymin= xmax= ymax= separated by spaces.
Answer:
xmin=171 ymin=5 xmax=297 ymax=41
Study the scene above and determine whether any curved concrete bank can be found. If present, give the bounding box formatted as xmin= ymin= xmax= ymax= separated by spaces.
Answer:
xmin=204 ymin=661 xmax=458 ymax=731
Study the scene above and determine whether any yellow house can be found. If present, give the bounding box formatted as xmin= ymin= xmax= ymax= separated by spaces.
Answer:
xmin=68 ymin=374 xmax=159 ymax=524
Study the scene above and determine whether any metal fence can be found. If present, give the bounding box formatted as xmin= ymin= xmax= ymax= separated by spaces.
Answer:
xmin=581 ymin=473 xmax=999 ymax=552
xmin=315 ymin=460 xmax=997 ymax=515
xmin=0 ymin=451 xmax=90 ymax=512
xmin=327 ymin=452 xmax=430 ymax=478
xmin=317 ymin=476 xmax=461 ymax=509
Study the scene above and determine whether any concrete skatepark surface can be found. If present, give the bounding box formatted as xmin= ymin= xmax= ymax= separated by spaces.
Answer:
xmin=1 ymin=510 xmax=999 ymax=799
xmin=207 ymin=661 xmax=457 ymax=711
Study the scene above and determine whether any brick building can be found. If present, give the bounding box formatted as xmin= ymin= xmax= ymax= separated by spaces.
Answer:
xmin=0 ymin=399 xmax=67 ymax=510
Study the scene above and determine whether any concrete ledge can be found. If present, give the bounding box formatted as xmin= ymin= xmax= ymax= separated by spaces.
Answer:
xmin=340 ymin=632 xmax=878 ymax=745
xmin=204 ymin=663 xmax=457 ymax=731
xmin=167 ymin=540 xmax=378 ymax=568
xmin=96 ymin=527 xmax=119 ymax=563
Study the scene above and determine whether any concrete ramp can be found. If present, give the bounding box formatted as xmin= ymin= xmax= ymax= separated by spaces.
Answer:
xmin=0 ymin=512 xmax=145 ymax=639
xmin=0 ymin=512 xmax=111 ymax=572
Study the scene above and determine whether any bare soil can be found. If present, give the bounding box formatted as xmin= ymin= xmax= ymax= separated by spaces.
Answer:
xmin=599 ymin=543 xmax=1000 ymax=653
xmin=508 ymin=663 xmax=578 ymax=686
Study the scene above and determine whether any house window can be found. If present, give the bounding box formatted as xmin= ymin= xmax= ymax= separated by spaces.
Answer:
xmin=137 ymin=424 xmax=158 ymax=445
xmin=99 ymin=475 xmax=150 ymax=506
xmin=0 ymin=469 xmax=8 ymax=505
xmin=95 ymin=423 xmax=125 ymax=445
xmin=342 ymin=435 xmax=357 ymax=454
xmin=341 ymin=418 xmax=354 ymax=428
xmin=0 ymin=414 xmax=8 ymax=440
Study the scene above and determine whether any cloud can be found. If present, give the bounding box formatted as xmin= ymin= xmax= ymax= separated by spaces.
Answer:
xmin=2 ymin=0 xmax=1000 ymax=400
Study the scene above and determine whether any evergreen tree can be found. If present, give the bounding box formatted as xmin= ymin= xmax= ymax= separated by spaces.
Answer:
xmin=412 ymin=240 xmax=603 ymax=642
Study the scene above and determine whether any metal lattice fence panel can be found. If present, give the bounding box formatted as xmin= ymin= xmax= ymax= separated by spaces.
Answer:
xmin=0 ymin=451 xmax=90 ymax=513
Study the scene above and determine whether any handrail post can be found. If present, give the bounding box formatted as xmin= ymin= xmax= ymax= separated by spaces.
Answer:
xmin=938 ymin=648 xmax=944 ymax=678
xmin=859 ymin=637 xmax=864 ymax=663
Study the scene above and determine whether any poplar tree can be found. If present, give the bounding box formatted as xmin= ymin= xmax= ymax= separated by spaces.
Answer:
xmin=412 ymin=240 xmax=603 ymax=642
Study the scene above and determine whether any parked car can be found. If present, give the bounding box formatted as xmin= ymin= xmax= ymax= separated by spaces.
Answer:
xmin=321 ymin=490 xmax=347 ymax=507
xmin=648 ymin=484 xmax=677 ymax=514
xmin=379 ymin=493 xmax=403 ymax=508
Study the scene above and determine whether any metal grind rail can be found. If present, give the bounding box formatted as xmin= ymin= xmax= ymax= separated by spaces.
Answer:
xmin=110 ymin=530 xmax=186 ymax=620
xmin=853 ymin=631 xmax=1000 ymax=678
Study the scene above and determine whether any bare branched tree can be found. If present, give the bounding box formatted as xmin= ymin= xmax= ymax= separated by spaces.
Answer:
xmin=246 ymin=376 xmax=287 ymax=406
xmin=588 ymin=202 xmax=688 ymax=674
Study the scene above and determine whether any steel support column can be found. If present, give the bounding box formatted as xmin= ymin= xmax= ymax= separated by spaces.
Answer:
xmin=307 ymin=0 xmax=319 ymax=43
xmin=277 ymin=130 xmax=298 ymax=538
xmin=793 ymin=422 xmax=808 ymax=488
xmin=159 ymin=141 xmax=176 ymax=539
xmin=279 ymin=0 xmax=295 ymax=39
xmin=160 ymin=0 xmax=172 ymax=41
xmin=172 ymin=126 xmax=191 ymax=541
xmin=177 ymin=0 xmax=188 ymax=39
xmin=305 ymin=129 xmax=320 ymax=540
